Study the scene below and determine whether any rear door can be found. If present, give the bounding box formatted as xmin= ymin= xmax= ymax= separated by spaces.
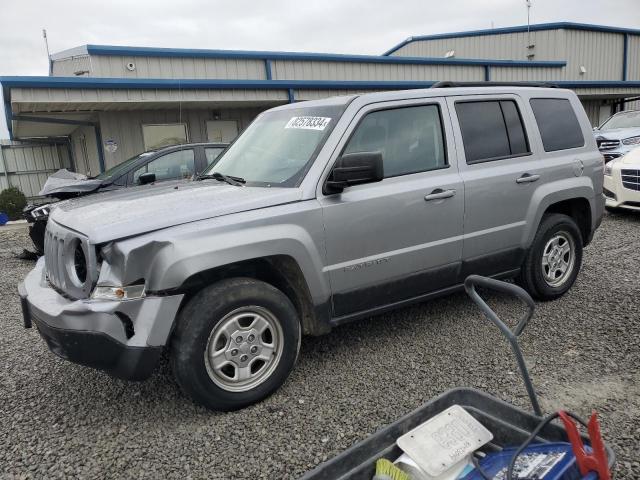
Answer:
xmin=319 ymin=98 xmax=465 ymax=317
xmin=447 ymin=93 xmax=586 ymax=276
xmin=447 ymin=94 xmax=540 ymax=275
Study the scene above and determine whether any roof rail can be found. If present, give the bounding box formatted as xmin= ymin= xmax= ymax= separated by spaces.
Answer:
xmin=430 ymin=81 xmax=558 ymax=88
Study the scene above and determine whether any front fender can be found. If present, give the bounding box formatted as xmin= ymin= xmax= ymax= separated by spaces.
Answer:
xmin=147 ymin=223 xmax=330 ymax=304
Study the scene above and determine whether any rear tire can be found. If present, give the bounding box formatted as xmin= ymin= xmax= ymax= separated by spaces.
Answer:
xmin=518 ymin=214 xmax=583 ymax=301
xmin=170 ymin=277 xmax=301 ymax=411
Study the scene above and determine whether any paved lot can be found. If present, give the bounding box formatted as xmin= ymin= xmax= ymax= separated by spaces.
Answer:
xmin=1 ymin=214 xmax=639 ymax=479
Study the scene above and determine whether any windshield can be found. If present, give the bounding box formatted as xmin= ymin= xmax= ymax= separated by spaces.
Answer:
xmin=94 ymin=151 xmax=155 ymax=180
xmin=202 ymin=104 xmax=345 ymax=187
xmin=600 ymin=111 xmax=640 ymax=130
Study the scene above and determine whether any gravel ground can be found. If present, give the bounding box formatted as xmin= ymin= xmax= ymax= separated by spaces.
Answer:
xmin=1 ymin=214 xmax=639 ymax=479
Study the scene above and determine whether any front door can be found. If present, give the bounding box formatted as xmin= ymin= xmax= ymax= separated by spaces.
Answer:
xmin=319 ymin=99 xmax=464 ymax=317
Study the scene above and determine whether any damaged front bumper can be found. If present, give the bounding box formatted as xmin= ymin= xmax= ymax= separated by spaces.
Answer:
xmin=18 ymin=258 xmax=184 ymax=380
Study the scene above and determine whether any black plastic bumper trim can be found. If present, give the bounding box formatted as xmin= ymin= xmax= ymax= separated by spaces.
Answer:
xmin=31 ymin=315 xmax=161 ymax=381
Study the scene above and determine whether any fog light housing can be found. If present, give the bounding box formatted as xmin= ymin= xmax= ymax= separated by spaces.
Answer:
xmin=91 ymin=284 xmax=145 ymax=301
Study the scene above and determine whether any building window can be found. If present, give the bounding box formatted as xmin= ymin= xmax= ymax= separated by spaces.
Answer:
xmin=343 ymin=104 xmax=447 ymax=178
xmin=529 ymin=98 xmax=585 ymax=152
xmin=455 ymin=100 xmax=530 ymax=164
xmin=142 ymin=124 xmax=188 ymax=151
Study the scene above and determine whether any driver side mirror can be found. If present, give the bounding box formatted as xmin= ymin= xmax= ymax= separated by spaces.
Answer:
xmin=324 ymin=152 xmax=384 ymax=194
xmin=138 ymin=172 xmax=156 ymax=185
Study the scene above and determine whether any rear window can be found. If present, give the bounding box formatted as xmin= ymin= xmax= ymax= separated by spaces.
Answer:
xmin=455 ymin=100 xmax=530 ymax=164
xmin=529 ymin=98 xmax=584 ymax=152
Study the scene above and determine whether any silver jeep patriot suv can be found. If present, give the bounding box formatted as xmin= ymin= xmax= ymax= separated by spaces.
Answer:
xmin=19 ymin=85 xmax=604 ymax=411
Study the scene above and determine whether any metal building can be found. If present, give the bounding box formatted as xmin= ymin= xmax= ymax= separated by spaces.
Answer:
xmin=1 ymin=21 xmax=639 ymax=194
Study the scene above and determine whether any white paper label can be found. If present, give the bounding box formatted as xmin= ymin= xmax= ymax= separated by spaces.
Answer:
xmin=285 ymin=116 xmax=331 ymax=131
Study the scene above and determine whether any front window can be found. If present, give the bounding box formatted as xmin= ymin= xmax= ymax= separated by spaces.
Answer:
xmin=94 ymin=151 xmax=155 ymax=180
xmin=600 ymin=111 xmax=640 ymax=130
xmin=203 ymin=104 xmax=345 ymax=187
xmin=132 ymin=149 xmax=195 ymax=183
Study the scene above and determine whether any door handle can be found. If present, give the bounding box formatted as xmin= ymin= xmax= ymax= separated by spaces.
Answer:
xmin=516 ymin=173 xmax=540 ymax=184
xmin=424 ymin=188 xmax=456 ymax=201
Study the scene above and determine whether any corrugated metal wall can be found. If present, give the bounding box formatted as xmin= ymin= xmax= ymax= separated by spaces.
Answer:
xmin=11 ymin=87 xmax=288 ymax=110
xmin=391 ymin=30 xmax=564 ymax=61
xmin=391 ymin=29 xmax=631 ymax=81
xmin=563 ymin=30 xmax=624 ymax=81
xmin=60 ymin=55 xmax=267 ymax=80
xmin=580 ymin=99 xmax=604 ymax=126
xmin=51 ymin=55 xmax=92 ymax=77
xmin=270 ymin=60 xmax=484 ymax=81
xmin=0 ymin=142 xmax=72 ymax=198
xmin=98 ymin=107 xmax=266 ymax=166
xmin=628 ymin=35 xmax=640 ymax=81
xmin=625 ymin=98 xmax=640 ymax=111
xmin=70 ymin=125 xmax=100 ymax=177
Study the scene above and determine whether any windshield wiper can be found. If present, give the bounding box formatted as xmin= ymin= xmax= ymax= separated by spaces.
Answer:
xmin=198 ymin=172 xmax=246 ymax=186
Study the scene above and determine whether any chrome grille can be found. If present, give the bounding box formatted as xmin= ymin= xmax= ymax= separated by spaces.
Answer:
xmin=43 ymin=220 xmax=96 ymax=299
xmin=597 ymin=138 xmax=620 ymax=150
xmin=621 ymin=169 xmax=640 ymax=191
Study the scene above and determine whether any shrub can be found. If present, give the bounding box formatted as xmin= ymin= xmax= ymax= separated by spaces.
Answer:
xmin=0 ymin=186 xmax=27 ymax=221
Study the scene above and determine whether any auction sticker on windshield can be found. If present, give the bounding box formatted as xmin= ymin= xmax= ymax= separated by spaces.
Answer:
xmin=285 ymin=116 xmax=331 ymax=130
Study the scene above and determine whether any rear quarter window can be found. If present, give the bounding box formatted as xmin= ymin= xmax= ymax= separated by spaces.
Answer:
xmin=529 ymin=98 xmax=584 ymax=152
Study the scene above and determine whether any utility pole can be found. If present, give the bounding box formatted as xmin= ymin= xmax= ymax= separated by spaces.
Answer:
xmin=526 ymin=1 xmax=535 ymax=59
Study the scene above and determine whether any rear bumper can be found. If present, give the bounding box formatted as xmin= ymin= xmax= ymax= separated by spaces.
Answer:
xmin=19 ymin=258 xmax=184 ymax=380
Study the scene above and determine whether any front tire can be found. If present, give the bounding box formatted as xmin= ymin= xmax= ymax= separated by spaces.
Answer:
xmin=518 ymin=214 xmax=583 ymax=301
xmin=170 ymin=278 xmax=301 ymax=411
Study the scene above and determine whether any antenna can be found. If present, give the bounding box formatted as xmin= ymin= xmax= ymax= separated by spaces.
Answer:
xmin=42 ymin=29 xmax=52 ymax=74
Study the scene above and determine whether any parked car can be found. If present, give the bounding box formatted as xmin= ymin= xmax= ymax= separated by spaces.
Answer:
xmin=19 ymin=84 xmax=603 ymax=411
xmin=23 ymin=142 xmax=228 ymax=254
xmin=604 ymin=146 xmax=640 ymax=213
xmin=592 ymin=109 xmax=640 ymax=162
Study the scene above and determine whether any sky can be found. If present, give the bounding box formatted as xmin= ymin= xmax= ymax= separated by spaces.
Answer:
xmin=1 ymin=0 xmax=639 ymax=138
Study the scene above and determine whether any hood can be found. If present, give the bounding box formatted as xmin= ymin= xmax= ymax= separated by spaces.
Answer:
xmin=39 ymin=169 xmax=105 ymax=197
xmin=594 ymin=126 xmax=640 ymax=141
xmin=620 ymin=147 xmax=640 ymax=166
xmin=49 ymin=180 xmax=303 ymax=244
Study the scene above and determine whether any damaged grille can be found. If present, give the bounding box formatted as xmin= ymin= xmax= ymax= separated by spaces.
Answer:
xmin=44 ymin=221 xmax=97 ymax=299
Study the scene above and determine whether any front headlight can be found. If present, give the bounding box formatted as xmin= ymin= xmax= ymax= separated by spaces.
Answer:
xmin=622 ymin=135 xmax=640 ymax=146
xmin=31 ymin=204 xmax=51 ymax=219
xmin=91 ymin=284 xmax=145 ymax=301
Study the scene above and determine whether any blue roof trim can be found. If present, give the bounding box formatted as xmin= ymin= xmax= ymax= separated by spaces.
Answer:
xmin=82 ymin=44 xmax=565 ymax=68
xmin=0 ymin=77 xmax=441 ymax=90
xmin=383 ymin=22 xmax=640 ymax=56
xmin=2 ymin=76 xmax=640 ymax=92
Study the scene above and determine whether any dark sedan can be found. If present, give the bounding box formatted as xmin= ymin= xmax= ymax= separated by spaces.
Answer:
xmin=24 ymin=142 xmax=228 ymax=254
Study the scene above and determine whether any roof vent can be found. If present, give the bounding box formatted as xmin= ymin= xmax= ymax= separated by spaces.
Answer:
xmin=444 ymin=50 xmax=456 ymax=58
xmin=126 ymin=62 xmax=136 ymax=71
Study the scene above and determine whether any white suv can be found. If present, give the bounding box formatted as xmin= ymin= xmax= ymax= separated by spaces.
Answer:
xmin=604 ymin=147 xmax=640 ymax=212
